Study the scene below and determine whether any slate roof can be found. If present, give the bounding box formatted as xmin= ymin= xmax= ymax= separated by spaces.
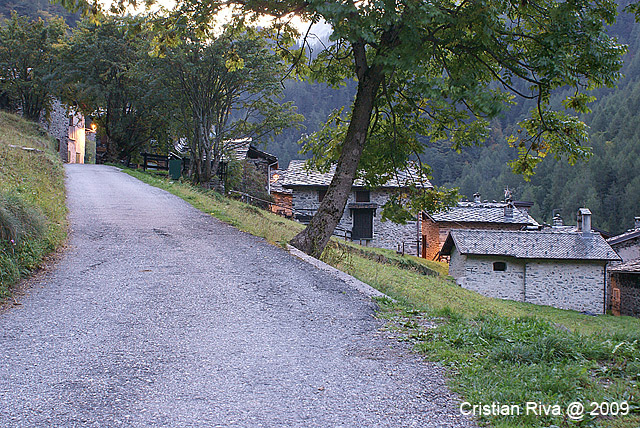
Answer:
xmin=607 ymin=229 xmax=640 ymax=246
xmin=610 ymin=259 xmax=640 ymax=273
xmin=441 ymin=229 xmax=621 ymax=261
xmin=281 ymin=160 xmax=432 ymax=189
xmin=223 ymin=140 xmax=278 ymax=165
xmin=427 ymin=202 xmax=539 ymax=226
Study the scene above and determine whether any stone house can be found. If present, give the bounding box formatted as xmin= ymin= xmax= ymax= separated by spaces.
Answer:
xmin=607 ymin=218 xmax=640 ymax=263
xmin=609 ymin=260 xmax=640 ymax=317
xmin=40 ymin=99 xmax=86 ymax=163
xmin=440 ymin=208 xmax=621 ymax=314
xmin=230 ymin=141 xmax=279 ymax=175
xmin=422 ymin=194 xmax=539 ymax=260
xmin=282 ymin=160 xmax=431 ymax=254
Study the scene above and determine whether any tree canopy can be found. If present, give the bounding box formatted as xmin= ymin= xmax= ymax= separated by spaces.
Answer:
xmin=54 ymin=0 xmax=628 ymax=256
xmin=0 ymin=13 xmax=67 ymax=121
xmin=54 ymin=16 xmax=170 ymax=162
xmin=149 ymin=26 xmax=302 ymax=183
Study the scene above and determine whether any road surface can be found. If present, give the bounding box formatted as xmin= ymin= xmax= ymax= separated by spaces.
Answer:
xmin=0 ymin=164 xmax=474 ymax=427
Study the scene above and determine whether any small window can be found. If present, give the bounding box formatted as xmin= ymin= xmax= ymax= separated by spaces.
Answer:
xmin=318 ymin=189 xmax=327 ymax=202
xmin=493 ymin=262 xmax=507 ymax=272
xmin=355 ymin=190 xmax=370 ymax=202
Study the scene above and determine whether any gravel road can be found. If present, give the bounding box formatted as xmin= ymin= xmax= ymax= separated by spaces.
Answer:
xmin=0 ymin=164 xmax=475 ymax=427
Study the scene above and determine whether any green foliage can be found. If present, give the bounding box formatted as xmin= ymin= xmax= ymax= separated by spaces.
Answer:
xmin=416 ymin=313 xmax=640 ymax=427
xmin=0 ymin=192 xmax=47 ymax=244
xmin=381 ymin=186 xmax=460 ymax=225
xmin=0 ymin=12 xmax=67 ymax=120
xmin=148 ymin=25 xmax=302 ymax=183
xmin=229 ymin=161 xmax=272 ymax=203
xmin=54 ymin=16 xmax=170 ymax=162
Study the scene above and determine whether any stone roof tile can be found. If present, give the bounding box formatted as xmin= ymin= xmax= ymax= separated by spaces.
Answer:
xmin=281 ymin=160 xmax=432 ymax=189
xmin=441 ymin=229 xmax=621 ymax=261
xmin=610 ymin=259 xmax=640 ymax=273
xmin=607 ymin=229 xmax=640 ymax=246
xmin=429 ymin=202 xmax=539 ymax=226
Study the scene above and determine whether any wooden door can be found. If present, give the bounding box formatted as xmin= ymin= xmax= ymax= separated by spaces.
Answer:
xmin=421 ymin=235 xmax=427 ymax=259
xmin=612 ymin=286 xmax=621 ymax=316
xmin=352 ymin=209 xmax=373 ymax=240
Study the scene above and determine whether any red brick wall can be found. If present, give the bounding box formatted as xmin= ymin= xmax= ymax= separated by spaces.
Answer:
xmin=270 ymin=192 xmax=292 ymax=218
xmin=421 ymin=219 xmax=525 ymax=261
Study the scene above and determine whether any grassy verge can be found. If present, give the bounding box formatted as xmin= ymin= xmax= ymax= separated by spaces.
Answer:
xmin=123 ymin=168 xmax=640 ymax=428
xmin=0 ymin=112 xmax=67 ymax=297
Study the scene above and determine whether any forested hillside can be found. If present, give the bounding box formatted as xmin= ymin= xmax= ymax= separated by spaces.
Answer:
xmin=269 ymin=79 xmax=357 ymax=168
xmin=0 ymin=0 xmax=80 ymax=26
xmin=431 ymin=4 xmax=640 ymax=234
xmin=267 ymin=2 xmax=640 ymax=235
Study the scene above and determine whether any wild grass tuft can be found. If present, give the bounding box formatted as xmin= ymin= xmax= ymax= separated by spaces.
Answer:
xmin=0 ymin=111 xmax=67 ymax=296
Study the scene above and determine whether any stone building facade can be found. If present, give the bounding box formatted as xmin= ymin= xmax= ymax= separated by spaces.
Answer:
xmin=290 ymin=188 xmax=421 ymax=253
xmin=40 ymin=99 xmax=86 ymax=163
xmin=607 ymin=218 xmax=640 ymax=263
xmin=442 ymin=209 xmax=620 ymax=314
xmin=282 ymin=160 xmax=430 ymax=255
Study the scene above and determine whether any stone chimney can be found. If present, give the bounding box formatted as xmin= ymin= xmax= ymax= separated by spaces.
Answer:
xmin=473 ymin=193 xmax=481 ymax=204
xmin=504 ymin=203 xmax=514 ymax=219
xmin=577 ymin=208 xmax=592 ymax=235
xmin=553 ymin=213 xmax=563 ymax=227
xmin=635 ymin=216 xmax=640 ymax=229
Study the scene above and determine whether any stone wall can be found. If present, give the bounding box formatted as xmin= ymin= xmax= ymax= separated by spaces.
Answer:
xmin=447 ymin=251 xmax=606 ymax=313
xmin=39 ymin=99 xmax=85 ymax=163
xmin=451 ymin=253 xmax=526 ymax=301
xmin=610 ymin=272 xmax=640 ymax=317
xmin=448 ymin=247 xmax=466 ymax=279
xmin=610 ymin=236 xmax=640 ymax=263
xmin=40 ymin=99 xmax=69 ymax=162
xmin=525 ymin=260 xmax=605 ymax=314
xmin=291 ymin=187 xmax=419 ymax=254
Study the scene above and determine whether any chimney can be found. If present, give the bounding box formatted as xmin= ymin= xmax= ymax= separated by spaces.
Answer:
xmin=553 ymin=213 xmax=563 ymax=227
xmin=504 ymin=203 xmax=514 ymax=219
xmin=473 ymin=193 xmax=481 ymax=204
xmin=635 ymin=216 xmax=640 ymax=229
xmin=577 ymin=208 xmax=592 ymax=235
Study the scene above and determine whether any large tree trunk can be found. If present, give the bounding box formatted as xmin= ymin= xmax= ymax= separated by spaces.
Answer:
xmin=290 ymin=42 xmax=384 ymax=258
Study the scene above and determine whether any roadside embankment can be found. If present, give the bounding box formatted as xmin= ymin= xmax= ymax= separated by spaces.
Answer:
xmin=0 ymin=112 xmax=67 ymax=297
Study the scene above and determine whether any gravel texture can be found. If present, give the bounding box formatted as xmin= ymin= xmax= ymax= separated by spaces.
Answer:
xmin=0 ymin=164 xmax=475 ymax=427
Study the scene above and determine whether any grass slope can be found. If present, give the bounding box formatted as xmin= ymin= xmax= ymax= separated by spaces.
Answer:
xmin=0 ymin=111 xmax=67 ymax=296
xmin=124 ymin=168 xmax=640 ymax=428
